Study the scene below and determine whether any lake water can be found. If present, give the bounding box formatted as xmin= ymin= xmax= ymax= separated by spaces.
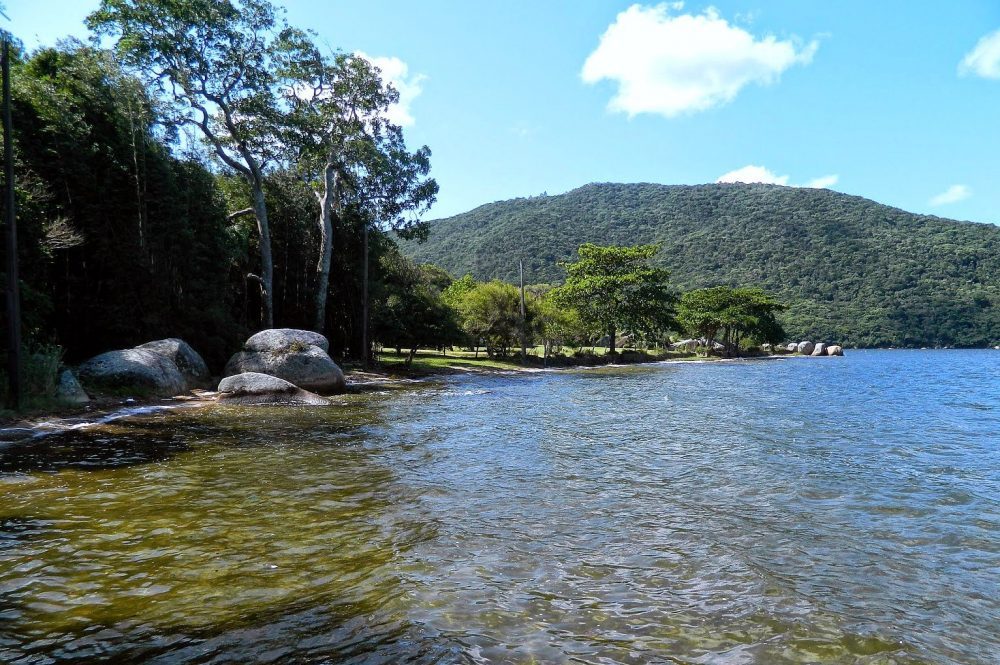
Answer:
xmin=0 ymin=350 xmax=997 ymax=664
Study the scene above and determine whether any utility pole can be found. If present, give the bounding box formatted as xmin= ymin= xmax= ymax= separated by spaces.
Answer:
xmin=2 ymin=38 xmax=21 ymax=410
xmin=519 ymin=259 xmax=527 ymax=362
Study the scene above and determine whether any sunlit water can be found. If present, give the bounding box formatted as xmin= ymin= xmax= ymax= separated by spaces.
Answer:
xmin=0 ymin=350 xmax=998 ymax=664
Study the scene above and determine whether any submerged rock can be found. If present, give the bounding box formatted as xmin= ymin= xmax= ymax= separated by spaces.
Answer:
xmin=245 ymin=328 xmax=330 ymax=353
xmin=78 ymin=349 xmax=188 ymax=397
xmin=217 ymin=372 xmax=329 ymax=406
xmin=826 ymin=345 xmax=844 ymax=356
xmin=796 ymin=341 xmax=815 ymax=355
xmin=55 ymin=370 xmax=90 ymax=404
xmin=136 ymin=338 xmax=210 ymax=388
xmin=224 ymin=344 xmax=346 ymax=394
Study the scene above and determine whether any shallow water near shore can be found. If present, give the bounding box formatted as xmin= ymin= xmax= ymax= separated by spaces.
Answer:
xmin=0 ymin=350 xmax=997 ymax=664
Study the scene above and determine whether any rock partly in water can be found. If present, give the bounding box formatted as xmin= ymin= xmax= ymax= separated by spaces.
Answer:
xmin=826 ymin=345 xmax=844 ymax=356
xmin=245 ymin=328 xmax=330 ymax=353
xmin=55 ymin=370 xmax=90 ymax=404
xmin=136 ymin=338 xmax=210 ymax=388
xmin=78 ymin=349 xmax=188 ymax=397
xmin=217 ymin=372 xmax=329 ymax=406
xmin=811 ymin=343 xmax=827 ymax=356
xmin=224 ymin=343 xmax=346 ymax=394
xmin=796 ymin=341 xmax=815 ymax=355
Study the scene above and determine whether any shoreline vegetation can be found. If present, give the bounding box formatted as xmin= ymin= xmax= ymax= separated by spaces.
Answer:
xmin=0 ymin=344 xmax=817 ymax=433
xmin=3 ymin=0 xmax=992 ymax=421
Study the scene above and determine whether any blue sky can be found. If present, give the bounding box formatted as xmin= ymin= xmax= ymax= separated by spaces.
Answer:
xmin=7 ymin=1 xmax=1000 ymax=224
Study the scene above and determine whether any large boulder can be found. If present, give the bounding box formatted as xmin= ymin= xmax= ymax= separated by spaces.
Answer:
xmin=224 ymin=344 xmax=346 ymax=394
xmin=55 ymin=370 xmax=90 ymax=404
xmin=78 ymin=349 xmax=188 ymax=397
xmin=811 ymin=343 xmax=827 ymax=356
xmin=796 ymin=341 xmax=815 ymax=355
xmin=245 ymin=328 xmax=329 ymax=353
xmin=826 ymin=345 xmax=844 ymax=356
xmin=671 ymin=339 xmax=699 ymax=352
xmin=217 ymin=372 xmax=328 ymax=406
xmin=136 ymin=338 xmax=210 ymax=388
xmin=786 ymin=342 xmax=798 ymax=352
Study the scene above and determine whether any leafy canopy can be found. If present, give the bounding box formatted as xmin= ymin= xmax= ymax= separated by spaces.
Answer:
xmin=274 ymin=35 xmax=437 ymax=238
xmin=678 ymin=286 xmax=786 ymax=355
xmin=550 ymin=243 xmax=677 ymax=342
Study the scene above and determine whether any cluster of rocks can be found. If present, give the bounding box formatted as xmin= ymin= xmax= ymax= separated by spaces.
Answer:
xmin=69 ymin=328 xmax=346 ymax=407
xmin=767 ymin=341 xmax=844 ymax=356
xmin=669 ymin=338 xmax=726 ymax=352
xmin=219 ymin=329 xmax=345 ymax=406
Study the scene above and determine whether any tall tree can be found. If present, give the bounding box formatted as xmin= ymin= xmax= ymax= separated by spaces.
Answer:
xmin=551 ymin=243 xmax=676 ymax=355
xmin=456 ymin=280 xmax=525 ymax=358
xmin=677 ymin=286 xmax=786 ymax=357
xmin=88 ymin=0 xmax=287 ymax=327
xmin=274 ymin=32 xmax=437 ymax=332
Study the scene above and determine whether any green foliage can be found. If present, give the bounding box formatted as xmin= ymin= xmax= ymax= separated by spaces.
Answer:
xmin=533 ymin=291 xmax=589 ymax=353
xmin=678 ymin=287 xmax=786 ymax=356
xmin=455 ymin=280 xmax=526 ymax=358
xmin=371 ymin=253 xmax=461 ymax=363
xmin=402 ymin=183 xmax=1000 ymax=348
xmin=8 ymin=44 xmax=241 ymax=366
xmin=550 ymin=243 xmax=677 ymax=351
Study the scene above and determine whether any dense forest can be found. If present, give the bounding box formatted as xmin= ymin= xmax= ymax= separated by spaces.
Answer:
xmin=403 ymin=183 xmax=1000 ymax=348
xmin=0 ymin=0 xmax=438 ymax=381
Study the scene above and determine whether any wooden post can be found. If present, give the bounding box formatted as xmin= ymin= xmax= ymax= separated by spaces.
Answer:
xmin=361 ymin=224 xmax=369 ymax=370
xmin=2 ymin=39 xmax=21 ymax=410
xmin=518 ymin=259 xmax=527 ymax=362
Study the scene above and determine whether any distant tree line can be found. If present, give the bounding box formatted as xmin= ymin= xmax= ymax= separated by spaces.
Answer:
xmin=373 ymin=242 xmax=786 ymax=363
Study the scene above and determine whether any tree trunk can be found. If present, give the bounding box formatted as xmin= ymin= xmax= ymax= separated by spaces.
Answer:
xmin=251 ymin=184 xmax=274 ymax=328
xmin=609 ymin=324 xmax=617 ymax=356
xmin=313 ymin=165 xmax=339 ymax=333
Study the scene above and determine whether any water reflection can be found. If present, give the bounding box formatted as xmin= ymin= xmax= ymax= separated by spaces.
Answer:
xmin=0 ymin=351 xmax=997 ymax=663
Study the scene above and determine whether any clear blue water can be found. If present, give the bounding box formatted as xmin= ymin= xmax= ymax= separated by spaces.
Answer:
xmin=0 ymin=350 xmax=998 ymax=663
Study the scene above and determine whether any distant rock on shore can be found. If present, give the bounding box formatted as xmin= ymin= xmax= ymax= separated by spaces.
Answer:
xmin=782 ymin=341 xmax=844 ymax=357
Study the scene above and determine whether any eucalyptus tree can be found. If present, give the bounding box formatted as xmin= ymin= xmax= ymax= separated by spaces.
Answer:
xmin=88 ymin=0 xmax=287 ymax=327
xmin=273 ymin=31 xmax=438 ymax=332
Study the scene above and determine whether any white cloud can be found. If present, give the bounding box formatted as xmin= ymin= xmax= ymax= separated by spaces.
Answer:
xmin=929 ymin=184 xmax=971 ymax=206
xmin=356 ymin=52 xmax=426 ymax=127
xmin=804 ymin=174 xmax=839 ymax=189
xmin=582 ymin=3 xmax=818 ymax=117
xmin=717 ymin=164 xmax=789 ymax=185
xmin=717 ymin=165 xmax=839 ymax=188
xmin=959 ymin=29 xmax=1000 ymax=79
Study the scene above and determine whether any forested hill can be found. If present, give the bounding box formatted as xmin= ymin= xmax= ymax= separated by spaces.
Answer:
xmin=402 ymin=183 xmax=1000 ymax=348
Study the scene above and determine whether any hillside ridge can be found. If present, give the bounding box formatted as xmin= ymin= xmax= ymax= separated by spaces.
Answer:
xmin=402 ymin=182 xmax=1000 ymax=347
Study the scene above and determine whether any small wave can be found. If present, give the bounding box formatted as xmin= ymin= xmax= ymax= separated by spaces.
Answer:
xmin=24 ymin=405 xmax=181 ymax=440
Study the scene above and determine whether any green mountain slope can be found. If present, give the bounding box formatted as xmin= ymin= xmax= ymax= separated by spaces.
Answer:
xmin=402 ymin=183 xmax=1000 ymax=347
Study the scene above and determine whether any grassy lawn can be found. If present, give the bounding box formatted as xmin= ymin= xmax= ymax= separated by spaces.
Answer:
xmin=365 ymin=346 xmax=695 ymax=377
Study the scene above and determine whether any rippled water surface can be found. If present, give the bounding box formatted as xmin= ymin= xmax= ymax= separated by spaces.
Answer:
xmin=0 ymin=350 xmax=998 ymax=664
